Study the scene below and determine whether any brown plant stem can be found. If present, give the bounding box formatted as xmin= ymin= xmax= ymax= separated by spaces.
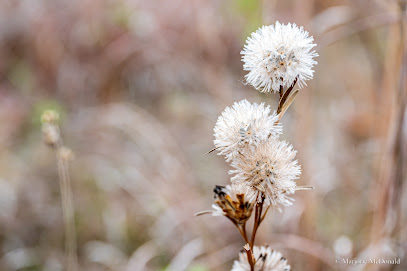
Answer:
xmin=249 ymin=197 xmax=265 ymax=250
xmin=260 ymin=206 xmax=270 ymax=224
xmin=249 ymin=205 xmax=260 ymax=250
xmin=278 ymin=85 xmax=283 ymax=101
xmin=230 ymin=221 xmax=254 ymax=270
xmin=230 ymin=220 xmax=250 ymax=244
xmin=244 ymin=244 xmax=255 ymax=271
xmin=241 ymin=223 xmax=250 ymax=245
xmin=370 ymin=3 xmax=407 ymax=256
xmin=277 ymin=78 xmax=298 ymax=115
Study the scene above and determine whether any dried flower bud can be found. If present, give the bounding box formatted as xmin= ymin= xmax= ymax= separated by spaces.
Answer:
xmin=41 ymin=110 xmax=60 ymax=124
xmin=212 ymin=185 xmax=255 ymax=224
xmin=58 ymin=146 xmax=74 ymax=161
xmin=232 ymin=246 xmax=291 ymax=271
xmin=42 ymin=123 xmax=60 ymax=147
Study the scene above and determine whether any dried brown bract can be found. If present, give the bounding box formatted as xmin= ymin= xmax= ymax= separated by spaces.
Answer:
xmin=213 ymin=185 xmax=254 ymax=225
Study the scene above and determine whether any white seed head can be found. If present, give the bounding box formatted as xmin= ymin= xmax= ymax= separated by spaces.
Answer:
xmin=232 ymin=246 xmax=291 ymax=271
xmin=214 ymin=100 xmax=282 ymax=161
xmin=229 ymin=139 xmax=301 ymax=207
xmin=241 ymin=22 xmax=318 ymax=93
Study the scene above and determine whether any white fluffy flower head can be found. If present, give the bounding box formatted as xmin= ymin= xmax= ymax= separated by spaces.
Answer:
xmin=230 ymin=139 xmax=301 ymax=207
xmin=232 ymin=246 xmax=291 ymax=271
xmin=241 ymin=21 xmax=318 ymax=93
xmin=214 ymin=100 xmax=282 ymax=161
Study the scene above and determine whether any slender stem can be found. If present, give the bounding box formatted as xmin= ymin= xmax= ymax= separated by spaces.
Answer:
xmin=260 ymin=206 xmax=270 ymax=224
xmin=237 ymin=225 xmax=250 ymax=244
xmin=278 ymin=85 xmax=283 ymax=101
xmin=249 ymin=204 xmax=259 ymax=250
xmin=229 ymin=219 xmax=255 ymax=270
xmin=244 ymin=244 xmax=255 ymax=271
xmin=55 ymin=142 xmax=78 ymax=271
xmin=242 ymin=223 xmax=250 ymax=244
xmin=249 ymin=199 xmax=264 ymax=250
xmin=229 ymin=219 xmax=250 ymax=244
xmin=230 ymin=221 xmax=255 ymax=270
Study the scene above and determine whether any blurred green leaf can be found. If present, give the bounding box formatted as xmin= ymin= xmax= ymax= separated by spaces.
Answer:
xmin=187 ymin=265 xmax=208 ymax=271
xmin=110 ymin=2 xmax=132 ymax=28
xmin=233 ymin=0 xmax=262 ymax=38
xmin=236 ymin=0 xmax=260 ymax=14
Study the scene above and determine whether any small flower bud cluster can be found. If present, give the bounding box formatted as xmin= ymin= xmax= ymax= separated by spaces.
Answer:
xmin=41 ymin=110 xmax=61 ymax=147
xmin=41 ymin=110 xmax=74 ymax=161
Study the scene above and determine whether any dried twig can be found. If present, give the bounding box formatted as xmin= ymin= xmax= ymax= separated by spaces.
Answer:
xmin=41 ymin=111 xmax=78 ymax=271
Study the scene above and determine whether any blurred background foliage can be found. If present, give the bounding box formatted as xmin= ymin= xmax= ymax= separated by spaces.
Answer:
xmin=0 ymin=0 xmax=406 ymax=270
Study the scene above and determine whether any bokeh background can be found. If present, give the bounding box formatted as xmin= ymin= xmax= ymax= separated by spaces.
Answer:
xmin=0 ymin=0 xmax=406 ymax=270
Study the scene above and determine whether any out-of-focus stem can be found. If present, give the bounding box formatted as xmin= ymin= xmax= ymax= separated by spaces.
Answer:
xmin=55 ymin=142 xmax=78 ymax=271
xmin=369 ymin=5 xmax=406 ymax=268
xmin=42 ymin=111 xmax=78 ymax=271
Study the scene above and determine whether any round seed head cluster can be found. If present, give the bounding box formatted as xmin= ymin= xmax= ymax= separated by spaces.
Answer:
xmin=241 ymin=21 xmax=318 ymax=93
xmin=230 ymin=139 xmax=301 ymax=207
xmin=214 ymin=99 xmax=282 ymax=161
xmin=232 ymin=246 xmax=291 ymax=271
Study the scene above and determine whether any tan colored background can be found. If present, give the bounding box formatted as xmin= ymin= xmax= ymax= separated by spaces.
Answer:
xmin=0 ymin=0 xmax=406 ymax=270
